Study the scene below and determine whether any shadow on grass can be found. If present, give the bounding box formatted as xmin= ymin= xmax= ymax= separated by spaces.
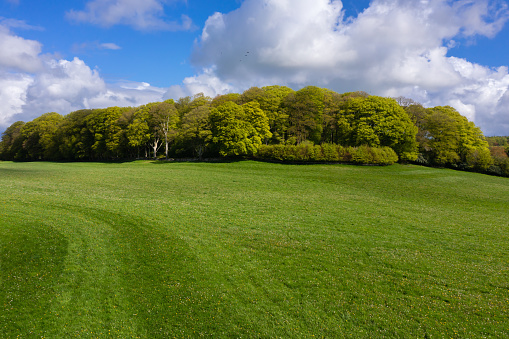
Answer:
xmin=148 ymin=157 xmax=246 ymax=164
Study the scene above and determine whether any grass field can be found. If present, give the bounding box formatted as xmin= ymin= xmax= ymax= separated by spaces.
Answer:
xmin=0 ymin=160 xmax=508 ymax=338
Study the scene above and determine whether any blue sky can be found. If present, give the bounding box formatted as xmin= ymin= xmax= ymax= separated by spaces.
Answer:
xmin=1 ymin=0 xmax=509 ymax=136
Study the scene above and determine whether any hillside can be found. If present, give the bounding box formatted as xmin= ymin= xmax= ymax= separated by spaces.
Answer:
xmin=1 ymin=161 xmax=508 ymax=337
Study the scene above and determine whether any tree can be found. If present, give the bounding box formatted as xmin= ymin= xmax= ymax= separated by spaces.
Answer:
xmin=154 ymin=100 xmax=179 ymax=160
xmin=322 ymin=89 xmax=343 ymax=144
xmin=19 ymin=112 xmax=63 ymax=160
xmin=210 ymin=101 xmax=271 ymax=156
xmin=85 ymin=107 xmax=128 ymax=160
xmin=53 ymin=109 xmax=94 ymax=160
xmin=414 ymin=106 xmax=492 ymax=168
xmin=338 ymin=96 xmax=418 ymax=161
xmin=242 ymin=101 xmax=272 ymax=145
xmin=0 ymin=121 xmax=25 ymax=160
xmin=250 ymin=85 xmax=294 ymax=144
xmin=179 ymin=105 xmax=212 ymax=159
xmin=211 ymin=93 xmax=242 ymax=107
xmin=126 ymin=108 xmax=151 ymax=159
xmin=394 ymin=96 xmax=419 ymax=107
xmin=284 ymin=86 xmax=325 ymax=144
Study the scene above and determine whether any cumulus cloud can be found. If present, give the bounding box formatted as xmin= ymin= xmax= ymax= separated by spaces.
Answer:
xmin=66 ymin=0 xmax=196 ymax=31
xmin=0 ymin=72 xmax=33 ymax=126
xmin=164 ymin=67 xmax=234 ymax=100
xmin=4 ymin=58 xmax=167 ymax=125
xmin=185 ymin=0 xmax=509 ymax=135
xmin=2 ymin=0 xmax=509 ymax=136
xmin=0 ymin=25 xmax=43 ymax=73
xmin=0 ymin=23 xmax=166 ymax=132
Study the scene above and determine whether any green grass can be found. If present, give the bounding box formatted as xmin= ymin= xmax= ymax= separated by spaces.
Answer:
xmin=0 ymin=160 xmax=508 ymax=338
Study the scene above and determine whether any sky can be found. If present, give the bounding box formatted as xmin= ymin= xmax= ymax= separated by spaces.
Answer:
xmin=1 ymin=0 xmax=509 ymax=136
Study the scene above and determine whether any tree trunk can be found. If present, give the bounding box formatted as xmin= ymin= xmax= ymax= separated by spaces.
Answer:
xmin=165 ymin=132 xmax=169 ymax=160
xmin=151 ymin=138 xmax=161 ymax=159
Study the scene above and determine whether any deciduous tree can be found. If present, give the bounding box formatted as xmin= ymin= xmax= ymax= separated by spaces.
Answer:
xmin=210 ymin=101 xmax=271 ymax=156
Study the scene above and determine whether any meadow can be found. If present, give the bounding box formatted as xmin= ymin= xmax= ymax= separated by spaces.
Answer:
xmin=0 ymin=160 xmax=508 ymax=338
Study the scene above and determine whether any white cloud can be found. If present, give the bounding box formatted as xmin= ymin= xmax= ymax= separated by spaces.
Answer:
xmin=13 ymin=59 xmax=167 ymax=124
xmin=0 ymin=17 xmax=44 ymax=31
xmin=186 ymin=0 xmax=509 ymax=135
xmin=2 ymin=1 xmax=509 ymax=136
xmin=0 ymin=25 xmax=43 ymax=73
xmin=100 ymin=42 xmax=121 ymax=50
xmin=0 ymin=25 xmax=166 ymax=131
xmin=164 ymin=67 xmax=234 ymax=100
xmin=72 ymin=41 xmax=122 ymax=53
xmin=66 ymin=0 xmax=196 ymax=31
xmin=22 ymin=58 xmax=107 ymax=117
xmin=0 ymin=72 xmax=32 ymax=126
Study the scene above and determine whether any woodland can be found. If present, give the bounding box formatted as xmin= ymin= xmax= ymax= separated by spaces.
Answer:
xmin=1 ymin=85 xmax=508 ymax=175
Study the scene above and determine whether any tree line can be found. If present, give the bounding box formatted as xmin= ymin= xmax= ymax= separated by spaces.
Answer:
xmin=1 ymin=85 xmax=507 ymax=175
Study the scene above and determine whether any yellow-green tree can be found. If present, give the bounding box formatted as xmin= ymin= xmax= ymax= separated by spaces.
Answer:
xmin=210 ymin=101 xmax=271 ymax=156
xmin=20 ymin=112 xmax=63 ymax=160
xmin=414 ymin=106 xmax=492 ymax=169
xmin=338 ymin=96 xmax=418 ymax=161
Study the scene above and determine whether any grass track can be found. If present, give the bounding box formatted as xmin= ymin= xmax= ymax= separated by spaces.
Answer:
xmin=0 ymin=160 xmax=508 ymax=338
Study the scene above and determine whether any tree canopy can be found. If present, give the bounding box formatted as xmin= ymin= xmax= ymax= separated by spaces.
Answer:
xmin=1 ymin=86 xmax=498 ymax=175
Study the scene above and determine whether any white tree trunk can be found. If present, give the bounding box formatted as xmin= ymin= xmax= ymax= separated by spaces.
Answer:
xmin=151 ymin=138 xmax=161 ymax=159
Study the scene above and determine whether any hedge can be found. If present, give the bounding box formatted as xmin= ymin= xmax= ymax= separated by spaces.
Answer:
xmin=256 ymin=143 xmax=398 ymax=165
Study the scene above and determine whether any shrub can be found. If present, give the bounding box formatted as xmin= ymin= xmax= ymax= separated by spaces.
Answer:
xmin=321 ymin=143 xmax=340 ymax=162
xmin=257 ymin=144 xmax=397 ymax=165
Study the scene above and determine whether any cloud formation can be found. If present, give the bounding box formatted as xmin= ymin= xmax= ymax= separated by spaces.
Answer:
xmin=66 ymin=0 xmax=195 ymax=31
xmin=0 ymin=25 xmax=43 ymax=73
xmin=185 ymin=0 xmax=509 ymax=135
xmin=0 ymin=24 xmax=166 ymax=130
xmin=1 ymin=0 xmax=509 ymax=137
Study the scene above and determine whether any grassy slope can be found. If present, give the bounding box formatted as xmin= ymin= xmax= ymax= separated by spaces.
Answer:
xmin=0 ymin=160 xmax=508 ymax=338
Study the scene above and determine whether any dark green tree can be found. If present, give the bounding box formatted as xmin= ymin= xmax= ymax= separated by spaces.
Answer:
xmin=0 ymin=121 xmax=25 ymax=160
xmin=284 ymin=86 xmax=325 ymax=144
xmin=179 ymin=105 xmax=212 ymax=158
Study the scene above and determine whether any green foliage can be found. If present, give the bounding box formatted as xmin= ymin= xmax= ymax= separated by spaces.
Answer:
xmin=175 ymin=93 xmax=211 ymax=118
xmin=413 ymin=106 xmax=493 ymax=169
xmin=0 ymin=121 xmax=25 ymax=160
xmin=465 ymin=147 xmax=493 ymax=171
xmin=239 ymin=86 xmax=294 ymax=143
xmin=178 ymin=105 xmax=213 ymax=158
xmin=53 ymin=109 xmax=95 ymax=160
xmin=340 ymin=96 xmax=418 ymax=161
xmin=211 ymin=93 xmax=242 ymax=107
xmin=486 ymin=136 xmax=509 ymax=147
xmin=351 ymin=145 xmax=399 ymax=165
xmin=257 ymin=143 xmax=396 ymax=165
xmin=0 ymin=85 xmax=495 ymax=177
xmin=126 ymin=108 xmax=151 ymax=157
xmin=284 ymin=86 xmax=325 ymax=144
xmin=210 ymin=101 xmax=271 ymax=156
xmin=85 ymin=107 xmax=128 ymax=159
xmin=488 ymin=146 xmax=509 ymax=176
xmin=18 ymin=113 xmax=63 ymax=160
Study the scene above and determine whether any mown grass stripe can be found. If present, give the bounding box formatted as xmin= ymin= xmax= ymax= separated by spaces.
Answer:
xmin=0 ymin=160 xmax=508 ymax=338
